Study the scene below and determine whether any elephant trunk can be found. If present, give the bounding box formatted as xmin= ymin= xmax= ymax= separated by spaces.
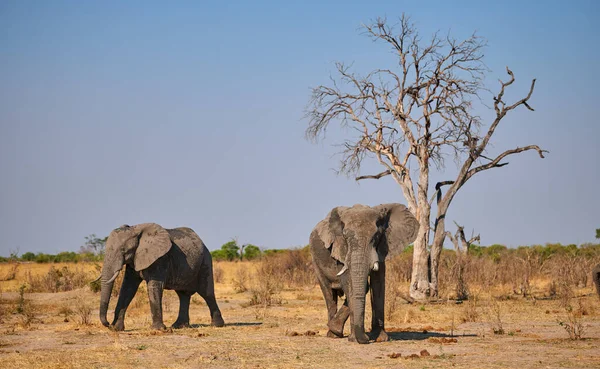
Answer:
xmin=99 ymin=256 xmax=123 ymax=327
xmin=350 ymin=248 xmax=371 ymax=344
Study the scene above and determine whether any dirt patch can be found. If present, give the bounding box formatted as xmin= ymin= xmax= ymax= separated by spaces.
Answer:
xmin=1 ymin=263 xmax=599 ymax=368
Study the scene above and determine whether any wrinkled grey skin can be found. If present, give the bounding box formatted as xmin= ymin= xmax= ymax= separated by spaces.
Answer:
xmin=309 ymin=204 xmax=419 ymax=344
xmin=99 ymin=223 xmax=224 ymax=331
xmin=593 ymin=264 xmax=600 ymax=298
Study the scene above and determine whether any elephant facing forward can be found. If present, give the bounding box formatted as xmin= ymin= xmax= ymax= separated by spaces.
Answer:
xmin=309 ymin=203 xmax=419 ymax=344
xmin=99 ymin=223 xmax=224 ymax=331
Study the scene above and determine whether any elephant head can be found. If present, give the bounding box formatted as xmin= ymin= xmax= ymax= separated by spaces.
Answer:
xmin=99 ymin=223 xmax=171 ymax=327
xmin=317 ymin=203 xmax=419 ymax=342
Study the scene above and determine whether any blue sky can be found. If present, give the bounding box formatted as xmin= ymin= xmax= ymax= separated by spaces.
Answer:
xmin=1 ymin=0 xmax=598 ymax=255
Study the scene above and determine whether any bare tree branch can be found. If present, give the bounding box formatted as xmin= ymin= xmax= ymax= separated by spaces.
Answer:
xmin=305 ymin=15 xmax=545 ymax=300
xmin=355 ymin=170 xmax=392 ymax=181
xmin=466 ymin=145 xmax=547 ymax=181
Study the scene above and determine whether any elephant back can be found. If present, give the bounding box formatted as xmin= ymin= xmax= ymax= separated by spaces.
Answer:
xmin=167 ymin=227 xmax=206 ymax=263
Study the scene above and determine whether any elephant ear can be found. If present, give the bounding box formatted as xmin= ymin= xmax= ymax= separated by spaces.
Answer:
xmin=375 ymin=203 xmax=419 ymax=260
xmin=133 ymin=223 xmax=172 ymax=271
xmin=318 ymin=207 xmax=348 ymax=263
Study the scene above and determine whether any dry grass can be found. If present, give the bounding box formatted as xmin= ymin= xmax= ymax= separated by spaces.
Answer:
xmin=0 ymin=261 xmax=598 ymax=369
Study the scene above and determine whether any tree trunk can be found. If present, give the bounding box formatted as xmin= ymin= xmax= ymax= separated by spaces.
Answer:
xmin=429 ymin=215 xmax=447 ymax=298
xmin=409 ymin=156 xmax=432 ymax=301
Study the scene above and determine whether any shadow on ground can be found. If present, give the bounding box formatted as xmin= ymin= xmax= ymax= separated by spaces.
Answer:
xmin=387 ymin=330 xmax=477 ymax=341
xmin=189 ymin=322 xmax=262 ymax=328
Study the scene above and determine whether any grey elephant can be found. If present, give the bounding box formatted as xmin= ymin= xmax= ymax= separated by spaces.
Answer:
xmin=99 ymin=223 xmax=224 ymax=331
xmin=309 ymin=203 xmax=419 ymax=344
xmin=593 ymin=263 xmax=600 ymax=298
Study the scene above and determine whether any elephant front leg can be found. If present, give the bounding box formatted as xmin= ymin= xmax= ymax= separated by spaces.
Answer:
xmin=147 ymin=279 xmax=167 ymax=330
xmin=315 ymin=277 xmax=342 ymax=337
xmin=111 ymin=266 xmax=142 ymax=331
xmin=172 ymin=291 xmax=192 ymax=328
xmin=369 ymin=263 xmax=389 ymax=342
xmin=328 ymin=300 xmax=350 ymax=338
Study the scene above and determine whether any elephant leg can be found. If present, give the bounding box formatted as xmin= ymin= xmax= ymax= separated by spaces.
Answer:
xmin=343 ymin=277 xmax=357 ymax=342
xmin=329 ymin=298 xmax=350 ymax=338
xmin=198 ymin=289 xmax=224 ymax=327
xmin=172 ymin=291 xmax=192 ymax=328
xmin=147 ymin=279 xmax=167 ymax=330
xmin=111 ymin=266 xmax=142 ymax=331
xmin=198 ymin=264 xmax=224 ymax=327
xmin=315 ymin=273 xmax=342 ymax=337
xmin=369 ymin=263 xmax=389 ymax=342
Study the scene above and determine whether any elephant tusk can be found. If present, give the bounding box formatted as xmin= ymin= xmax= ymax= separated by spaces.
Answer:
xmin=372 ymin=261 xmax=379 ymax=272
xmin=106 ymin=270 xmax=120 ymax=284
xmin=90 ymin=275 xmax=101 ymax=284
xmin=336 ymin=265 xmax=348 ymax=276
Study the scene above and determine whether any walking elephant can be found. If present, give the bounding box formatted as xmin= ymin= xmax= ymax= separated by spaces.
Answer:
xmin=98 ymin=223 xmax=224 ymax=331
xmin=309 ymin=203 xmax=419 ymax=344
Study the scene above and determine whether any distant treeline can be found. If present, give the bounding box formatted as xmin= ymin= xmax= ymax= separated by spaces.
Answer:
xmin=1 ymin=242 xmax=598 ymax=264
xmin=0 ymin=251 xmax=102 ymax=263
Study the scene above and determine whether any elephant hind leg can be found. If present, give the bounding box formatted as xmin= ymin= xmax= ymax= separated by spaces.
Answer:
xmin=198 ymin=289 xmax=224 ymax=327
xmin=172 ymin=291 xmax=192 ymax=328
xmin=197 ymin=270 xmax=224 ymax=327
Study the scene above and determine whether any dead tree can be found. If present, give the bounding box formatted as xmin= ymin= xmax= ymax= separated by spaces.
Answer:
xmin=446 ymin=222 xmax=480 ymax=300
xmin=305 ymin=15 xmax=547 ymax=300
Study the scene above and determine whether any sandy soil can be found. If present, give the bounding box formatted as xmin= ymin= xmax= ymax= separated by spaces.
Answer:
xmin=0 ymin=262 xmax=599 ymax=369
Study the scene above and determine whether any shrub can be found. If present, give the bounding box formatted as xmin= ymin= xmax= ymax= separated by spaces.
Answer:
xmin=210 ymin=249 xmax=229 ymax=262
xmin=243 ymin=245 xmax=262 ymax=260
xmin=212 ymin=264 xmax=224 ymax=284
xmin=27 ymin=266 xmax=92 ymax=293
xmin=0 ymin=263 xmax=19 ymax=281
xmin=75 ymin=297 xmax=93 ymax=325
xmin=245 ymin=260 xmax=283 ymax=307
xmin=233 ymin=267 xmax=249 ymax=293
xmin=557 ymin=301 xmax=586 ymax=340
xmin=21 ymin=252 xmax=35 ymax=261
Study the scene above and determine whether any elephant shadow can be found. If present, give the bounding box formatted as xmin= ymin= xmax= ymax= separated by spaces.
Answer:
xmin=188 ymin=322 xmax=262 ymax=328
xmin=386 ymin=330 xmax=476 ymax=341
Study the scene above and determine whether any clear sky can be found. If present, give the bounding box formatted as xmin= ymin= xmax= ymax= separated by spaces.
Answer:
xmin=1 ymin=0 xmax=598 ymax=255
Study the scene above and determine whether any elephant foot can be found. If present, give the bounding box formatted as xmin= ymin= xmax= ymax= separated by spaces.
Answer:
xmin=348 ymin=333 xmax=369 ymax=344
xmin=349 ymin=325 xmax=370 ymax=344
xmin=110 ymin=321 xmax=125 ymax=332
xmin=172 ymin=320 xmax=190 ymax=329
xmin=327 ymin=330 xmax=343 ymax=338
xmin=370 ymin=329 xmax=389 ymax=342
xmin=151 ymin=322 xmax=167 ymax=330
xmin=211 ymin=313 xmax=225 ymax=327
xmin=327 ymin=319 xmax=345 ymax=337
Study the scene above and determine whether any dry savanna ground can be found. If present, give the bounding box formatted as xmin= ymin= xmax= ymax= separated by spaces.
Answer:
xmin=0 ymin=260 xmax=599 ymax=369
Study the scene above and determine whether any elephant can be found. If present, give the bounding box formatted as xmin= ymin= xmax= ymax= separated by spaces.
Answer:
xmin=593 ymin=263 xmax=600 ymax=298
xmin=309 ymin=203 xmax=419 ymax=344
xmin=98 ymin=223 xmax=224 ymax=331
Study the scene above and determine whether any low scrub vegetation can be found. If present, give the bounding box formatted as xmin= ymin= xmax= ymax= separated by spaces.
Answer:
xmin=26 ymin=266 xmax=94 ymax=293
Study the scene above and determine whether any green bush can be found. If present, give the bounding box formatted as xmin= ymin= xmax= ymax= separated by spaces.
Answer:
xmin=21 ymin=252 xmax=36 ymax=262
xmin=243 ymin=245 xmax=262 ymax=260
xmin=210 ymin=249 xmax=229 ymax=262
